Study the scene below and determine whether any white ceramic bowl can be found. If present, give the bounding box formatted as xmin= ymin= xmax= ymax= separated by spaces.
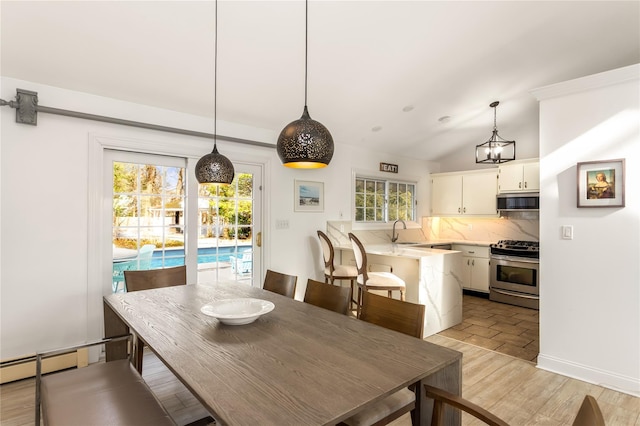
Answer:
xmin=200 ymin=298 xmax=275 ymax=325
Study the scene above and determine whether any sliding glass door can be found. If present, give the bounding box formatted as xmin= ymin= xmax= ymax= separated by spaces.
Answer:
xmin=105 ymin=150 xmax=262 ymax=290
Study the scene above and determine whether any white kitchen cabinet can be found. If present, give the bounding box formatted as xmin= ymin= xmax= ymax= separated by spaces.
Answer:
xmin=498 ymin=160 xmax=539 ymax=192
xmin=454 ymin=244 xmax=490 ymax=293
xmin=431 ymin=169 xmax=497 ymax=216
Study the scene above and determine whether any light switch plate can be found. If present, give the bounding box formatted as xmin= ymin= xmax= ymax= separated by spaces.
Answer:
xmin=562 ymin=225 xmax=573 ymax=240
xmin=276 ymin=219 xmax=289 ymax=230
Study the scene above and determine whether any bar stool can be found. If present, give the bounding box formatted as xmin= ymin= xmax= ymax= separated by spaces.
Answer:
xmin=348 ymin=232 xmax=406 ymax=318
xmin=317 ymin=230 xmax=358 ymax=309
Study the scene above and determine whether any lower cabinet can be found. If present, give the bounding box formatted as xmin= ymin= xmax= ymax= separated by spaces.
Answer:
xmin=454 ymin=245 xmax=490 ymax=293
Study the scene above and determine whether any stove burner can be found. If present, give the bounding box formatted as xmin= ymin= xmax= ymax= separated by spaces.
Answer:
xmin=491 ymin=240 xmax=539 ymax=250
xmin=490 ymin=240 xmax=539 ymax=258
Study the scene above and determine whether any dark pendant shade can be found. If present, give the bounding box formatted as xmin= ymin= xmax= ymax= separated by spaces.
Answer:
xmin=277 ymin=106 xmax=334 ymax=168
xmin=195 ymin=145 xmax=235 ymax=184
xmin=475 ymin=101 xmax=515 ymax=164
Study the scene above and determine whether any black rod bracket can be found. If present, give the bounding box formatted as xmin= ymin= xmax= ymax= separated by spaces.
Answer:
xmin=15 ymin=89 xmax=39 ymax=125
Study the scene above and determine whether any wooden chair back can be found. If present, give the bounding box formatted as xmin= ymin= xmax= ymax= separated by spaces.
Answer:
xmin=317 ymin=230 xmax=335 ymax=274
xmin=124 ymin=265 xmax=187 ymax=292
xmin=348 ymin=233 xmax=369 ymax=283
xmin=424 ymin=384 xmax=509 ymax=426
xmin=572 ymin=395 xmax=605 ymax=426
xmin=303 ymin=279 xmax=351 ymax=315
xmin=360 ymin=291 xmax=425 ymax=339
xmin=263 ymin=269 xmax=297 ymax=298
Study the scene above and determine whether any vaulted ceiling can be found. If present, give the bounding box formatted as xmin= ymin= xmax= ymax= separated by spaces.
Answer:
xmin=2 ymin=1 xmax=638 ymax=162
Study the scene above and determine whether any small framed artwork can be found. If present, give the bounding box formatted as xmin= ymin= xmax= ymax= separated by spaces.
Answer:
xmin=577 ymin=159 xmax=625 ymax=208
xmin=294 ymin=180 xmax=324 ymax=212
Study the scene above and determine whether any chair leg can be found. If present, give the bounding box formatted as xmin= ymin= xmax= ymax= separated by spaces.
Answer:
xmin=350 ymin=280 xmax=356 ymax=310
xmin=356 ymin=288 xmax=363 ymax=319
xmin=400 ymin=290 xmax=405 ymax=301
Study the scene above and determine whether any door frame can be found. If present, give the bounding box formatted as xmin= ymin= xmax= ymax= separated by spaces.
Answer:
xmin=87 ymin=132 xmax=270 ymax=352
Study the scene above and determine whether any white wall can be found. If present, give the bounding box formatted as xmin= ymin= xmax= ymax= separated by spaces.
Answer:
xmin=0 ymin=77 xmax=435 ymax=359
xmin=532 ymin=64 xmax=640 ymax=396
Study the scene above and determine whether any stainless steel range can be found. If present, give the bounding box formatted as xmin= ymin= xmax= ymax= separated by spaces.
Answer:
xmin=489 ymin=240 xmax=539 ymax=310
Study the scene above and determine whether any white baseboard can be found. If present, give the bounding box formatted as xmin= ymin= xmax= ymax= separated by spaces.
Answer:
xmin=537 ymin=353 xmax=640 ymax=397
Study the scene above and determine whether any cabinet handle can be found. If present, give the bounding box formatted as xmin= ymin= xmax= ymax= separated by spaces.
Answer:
xmin=463 ymin=207 xmax=466 ymax=213
xmin=519 ymin=182 xmax=522 ymax=189
xmin=524 ymin=182 xmax=528 ymax=189
xmin=458 ymin=207 xmax=461 ymax=213
xmin=467 ymin=259 xmax=470 ymax=265
xmin=472 ymin=260 xmax=475 ymax=266
xmin=468 ymin=251 xmax=475 ymax=254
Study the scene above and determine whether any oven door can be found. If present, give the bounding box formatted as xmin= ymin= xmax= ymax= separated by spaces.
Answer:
xmin=490 ymin=254 xmax=539 ymax=296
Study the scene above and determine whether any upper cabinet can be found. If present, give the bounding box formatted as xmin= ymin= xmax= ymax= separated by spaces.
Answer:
xmin=431 ymin=169 xmax=498 ymax=216
xmin=498 ymin=160 xmax=539 ymax=193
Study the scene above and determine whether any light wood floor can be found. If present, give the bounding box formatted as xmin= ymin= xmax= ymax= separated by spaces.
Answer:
xmin=2 ymin=334 xmax=638 ymax=426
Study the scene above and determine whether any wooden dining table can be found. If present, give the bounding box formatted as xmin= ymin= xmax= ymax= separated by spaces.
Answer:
xmin=103 ymin=282 xmax=462 ymax=425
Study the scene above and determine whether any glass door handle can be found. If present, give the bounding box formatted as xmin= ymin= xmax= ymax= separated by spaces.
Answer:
xmin=256 ymin=232 xmax=262 ymax=247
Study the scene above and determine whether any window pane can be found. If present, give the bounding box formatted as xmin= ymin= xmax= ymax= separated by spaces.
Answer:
xmin=354 ymin=176 xmax=416 ymax=223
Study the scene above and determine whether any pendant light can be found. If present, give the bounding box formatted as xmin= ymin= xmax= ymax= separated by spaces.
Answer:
xmin=276 ymin=0 xmax=334 ymax=168
xmin=475 ymin=101 xmax=516 ymax=164
xmin=195 ymin=0 xmax=235 ymax=184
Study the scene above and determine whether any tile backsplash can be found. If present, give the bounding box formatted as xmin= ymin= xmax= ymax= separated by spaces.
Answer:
xmin=422 ymin=215 xmax=539 ymax=242
xmin=328 ymin=214 xmax=539 ymax=246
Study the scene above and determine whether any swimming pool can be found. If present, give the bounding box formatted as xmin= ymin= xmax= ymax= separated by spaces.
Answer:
xmin=151 ymin=246 xmax=251 ymax=268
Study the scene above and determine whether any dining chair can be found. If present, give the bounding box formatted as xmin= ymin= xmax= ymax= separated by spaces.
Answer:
xmin=123 ymin=265 xmax=187 ymax=371
xmin=424 ymin=384 xmax=509 ymax=426
xmin=571 ymin=395 xmax=605 ymax=426
xmin=263 ymin=269 xmax=297 ymax=298
xmin=423 ymin=387 xmax=604 ymax=426
xmin=348 ymin=232 xmax=406 ymax=318
xmin=124 ymin=265 xmax=187 ymax=292
xmin=303 ymin=279 xmax=351 ymax=315
xmin=342 ymin=291 xmax=425 ymax=426
xmin=317 ymin=230 xmax=358 ymax=307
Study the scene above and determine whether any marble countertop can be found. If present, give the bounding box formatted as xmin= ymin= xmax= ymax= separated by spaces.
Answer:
xmin=335 ymin=243 xmax=461 ymax=259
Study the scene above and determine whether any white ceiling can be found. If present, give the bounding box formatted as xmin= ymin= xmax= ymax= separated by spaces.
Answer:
xmin=2 ymin=1 xmax=639 ymax=162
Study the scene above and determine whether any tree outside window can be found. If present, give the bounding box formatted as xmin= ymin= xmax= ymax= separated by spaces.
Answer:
xmin=355 ymin=177 xmax=415 ymax=223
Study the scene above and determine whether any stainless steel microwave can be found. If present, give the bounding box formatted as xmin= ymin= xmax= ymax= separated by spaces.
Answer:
xmin=496 ymin=193 xmax=539 ymax=211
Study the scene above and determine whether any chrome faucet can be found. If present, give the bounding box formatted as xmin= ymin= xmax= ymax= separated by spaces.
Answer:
xmin=391 ymin=219 xmax=406 ymax=243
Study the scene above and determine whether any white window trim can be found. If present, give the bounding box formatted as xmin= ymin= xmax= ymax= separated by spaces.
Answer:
xmin=350 ymin=168 xmax=421 ymax=231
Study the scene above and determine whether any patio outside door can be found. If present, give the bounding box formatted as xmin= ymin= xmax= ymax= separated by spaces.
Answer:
xmin=105 ymin=150 xmax=262 ymax=290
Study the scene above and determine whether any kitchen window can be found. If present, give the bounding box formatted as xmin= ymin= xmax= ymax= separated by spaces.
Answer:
xmin=354 ymin=177 xmax=416 ymax=222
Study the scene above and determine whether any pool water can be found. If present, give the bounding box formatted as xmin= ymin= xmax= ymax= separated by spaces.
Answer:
xmin=151 ymin=246 xmax=250 ymax=268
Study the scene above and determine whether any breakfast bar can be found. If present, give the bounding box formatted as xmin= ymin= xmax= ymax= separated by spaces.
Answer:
xmin=104 ymin=283 xmax=462 ymax=425
xmin=337 ymin=244 xmax=463 ymax=336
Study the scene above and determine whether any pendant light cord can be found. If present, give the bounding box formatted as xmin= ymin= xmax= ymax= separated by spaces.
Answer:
xmin=304 ymin=0 xmax=308 ymax=107
xmin=213 ymin=0 xmax=218 ymax=149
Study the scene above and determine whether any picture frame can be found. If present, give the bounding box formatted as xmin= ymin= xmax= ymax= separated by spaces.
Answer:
xmin=576 ymin=159 xmax=625 ymax=208
xmin=294 ymin=180 xmax=324 ymax=212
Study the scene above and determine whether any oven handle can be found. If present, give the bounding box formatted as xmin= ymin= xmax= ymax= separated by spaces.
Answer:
xmin=490 ymin=254 xmax=539 ymax=264
xmin=491 ymin=288 xmax=539 ymax=300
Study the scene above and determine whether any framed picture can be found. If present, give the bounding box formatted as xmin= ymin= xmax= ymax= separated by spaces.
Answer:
xmin=577 ymin=159 xmax=625 ymax=208
xmin=294 ymin=180 xmax=324 ymax=212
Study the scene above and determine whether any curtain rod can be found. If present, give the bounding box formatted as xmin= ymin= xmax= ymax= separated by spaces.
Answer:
xmin=0 ymin=88 xmax=276 ymax=150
